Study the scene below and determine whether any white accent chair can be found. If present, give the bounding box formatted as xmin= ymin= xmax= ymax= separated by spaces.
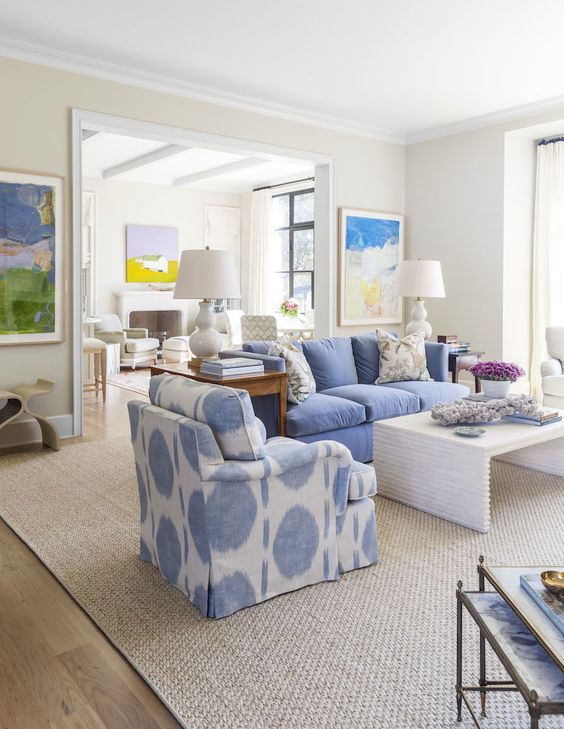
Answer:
xmin=541 ymin=326 xmax=564 ymax=407
xmin=94 ymin=314 xmax=159 ymax=370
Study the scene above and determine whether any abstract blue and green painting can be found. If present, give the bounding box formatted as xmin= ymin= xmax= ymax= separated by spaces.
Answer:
xmin=0 ymin=179 xmax=57 ymax=336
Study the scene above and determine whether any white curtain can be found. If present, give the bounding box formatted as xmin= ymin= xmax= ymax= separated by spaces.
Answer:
xmin=247 ymin=188 xmax=272 ymax=314
xmin=531 ymin=139 xmax=564 ymax=397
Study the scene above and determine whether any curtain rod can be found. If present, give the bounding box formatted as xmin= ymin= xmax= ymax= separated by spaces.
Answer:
xmin=253 ymin=176 xmax=315 ymax=192
xmin=538 ymin=135 xmax=564 ymax=146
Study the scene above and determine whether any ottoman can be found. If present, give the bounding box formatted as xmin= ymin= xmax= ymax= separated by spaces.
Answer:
xmin=162 ymin=336 xmax=192 ymax=364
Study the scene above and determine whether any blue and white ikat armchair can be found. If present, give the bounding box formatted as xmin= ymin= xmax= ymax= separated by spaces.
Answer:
xmin=128 ymin=374 xmax=379 ymax=618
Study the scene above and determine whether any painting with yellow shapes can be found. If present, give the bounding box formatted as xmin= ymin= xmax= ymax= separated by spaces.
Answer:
xmin=339 ymin=209 xmax=403 ymax=326
xmin=0 ymin=170 xmax=63 ymax=344
xmin=126 ymin=225 xmax=179 ymax=283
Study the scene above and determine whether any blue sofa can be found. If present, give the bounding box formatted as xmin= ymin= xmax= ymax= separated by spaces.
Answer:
xmin=222 ymin=332 xmax=469 ymax=462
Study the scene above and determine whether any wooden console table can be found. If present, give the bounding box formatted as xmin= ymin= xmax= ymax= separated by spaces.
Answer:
xmin=449 ymin=350 xmax=485 ymax=392
xmin=150 ymin=364 xmax=288 ymax=436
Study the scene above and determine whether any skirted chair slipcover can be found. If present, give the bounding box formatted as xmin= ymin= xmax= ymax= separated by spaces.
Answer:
xmin=128 ymin=374 xmax=378 ymax=618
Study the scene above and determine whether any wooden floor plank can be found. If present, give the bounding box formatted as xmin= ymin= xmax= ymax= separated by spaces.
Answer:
xmin=0 ymin=381 xmax=182 ymax=729
xmin=58 ymin=645 xmax=164 ymax=729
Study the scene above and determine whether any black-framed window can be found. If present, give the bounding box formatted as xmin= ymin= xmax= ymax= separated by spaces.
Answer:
xmin=271 ymin=188 xmax=314 ymax=313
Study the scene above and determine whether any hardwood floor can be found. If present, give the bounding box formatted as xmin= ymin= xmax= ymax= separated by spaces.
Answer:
xmin=0 ymin=381 xmax=182 ymax=729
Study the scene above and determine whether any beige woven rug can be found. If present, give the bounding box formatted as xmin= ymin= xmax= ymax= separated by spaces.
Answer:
xmin=1 ymin=438 xmax=564 ymax=729
xmin=108 ymin=368 xmax=151 ymax=395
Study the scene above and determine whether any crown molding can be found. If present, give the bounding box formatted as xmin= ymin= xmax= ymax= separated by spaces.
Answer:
xmin=406 ymin=94 xmax=564 ymax=144
xmin=0 ymin=37 xmax=405 ymax=145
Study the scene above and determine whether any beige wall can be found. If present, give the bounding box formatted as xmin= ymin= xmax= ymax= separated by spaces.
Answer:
xmin=84 ymin=177 xmax=241 ymax=315
xmin=406 ymin=108 xmax=564 ymax=376
xmin=0 ymin=56 xmax=405 ymax=434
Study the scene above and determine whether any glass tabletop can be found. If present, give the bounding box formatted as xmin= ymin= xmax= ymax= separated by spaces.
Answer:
xmin=484 ymin=565 xmax=564 ymax=672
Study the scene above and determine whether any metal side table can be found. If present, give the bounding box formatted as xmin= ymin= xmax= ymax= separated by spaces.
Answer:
xmin=456 ymin=557 xmax=564 ymax=728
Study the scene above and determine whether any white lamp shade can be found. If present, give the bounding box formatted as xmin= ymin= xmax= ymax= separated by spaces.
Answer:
xmin=396 ymin=259 xmax=445 ymax=298
xmin=174 ymin=249 xmax=241 ymax=300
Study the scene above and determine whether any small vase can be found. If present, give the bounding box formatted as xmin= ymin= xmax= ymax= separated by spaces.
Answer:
xmin=481 ymin=379 xmax=510 ymax=398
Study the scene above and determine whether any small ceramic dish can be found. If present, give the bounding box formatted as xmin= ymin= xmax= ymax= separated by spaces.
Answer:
xmin=454 ymin=426 xmax=487 ymax=438
xmin=541 ymin=571 xmax=564 ymax=601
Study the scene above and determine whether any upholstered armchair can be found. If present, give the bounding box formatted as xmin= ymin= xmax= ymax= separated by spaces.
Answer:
xmin=94 ymin=314 xmax=159 ymax=369
xmin=128 ymin=374 xmax=378 ymax=618
xmin=541 ymin=326 xmax=564 ymax=407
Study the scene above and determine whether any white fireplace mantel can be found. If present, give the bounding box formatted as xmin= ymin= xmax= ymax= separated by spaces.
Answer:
xmin=114 ymin=290 xmax=198 ymax=334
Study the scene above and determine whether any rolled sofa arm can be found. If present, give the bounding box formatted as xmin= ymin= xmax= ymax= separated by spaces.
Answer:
xmin=425 ymin=342 xmax=449 ymax=382
xmin=541 ymin=357 xmax=563 ymax=377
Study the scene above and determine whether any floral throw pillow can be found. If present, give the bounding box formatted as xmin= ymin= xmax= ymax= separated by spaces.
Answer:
xmin=376 ymin=329 xmax=432 ymax=384
xmin=268 ymin=340 xmax=316 ymax=404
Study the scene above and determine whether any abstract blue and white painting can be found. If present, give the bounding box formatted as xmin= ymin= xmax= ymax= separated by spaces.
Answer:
xmin=339 ymin=208 xmax=403 ymax=326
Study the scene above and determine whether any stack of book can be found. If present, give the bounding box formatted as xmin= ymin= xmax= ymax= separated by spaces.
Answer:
xmin=437 ymin=335 xmax=471 ymax=353
xmin=200 ymin=357 xmax=264 ymax=378
xmin=505 ymin=407 xmax=562 ymax=426
xmin=520 ymin=573 xmax=564 ymax=635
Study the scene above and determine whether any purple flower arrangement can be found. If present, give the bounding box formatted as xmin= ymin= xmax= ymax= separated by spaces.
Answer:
xmin=468 ymin=360 xmax=526 ymax=382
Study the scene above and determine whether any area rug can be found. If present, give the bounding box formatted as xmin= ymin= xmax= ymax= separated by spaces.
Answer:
xmin=107 ymin=368 xmax=151 ymax=395
xmin=1 ymin=439 xmax=564 ymax=729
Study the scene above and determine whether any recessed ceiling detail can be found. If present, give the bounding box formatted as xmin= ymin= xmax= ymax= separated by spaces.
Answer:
xmin=82 ymin=133 xmax=314 ymax=192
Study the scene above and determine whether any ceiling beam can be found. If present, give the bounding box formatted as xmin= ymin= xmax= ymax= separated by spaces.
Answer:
xmin=81 ymin=130 xmax=99 ymax=141
xmin=102 ymin=144 xmax=189 ymax=179
xmin=173 ymin=157 xmax=268 ymax=187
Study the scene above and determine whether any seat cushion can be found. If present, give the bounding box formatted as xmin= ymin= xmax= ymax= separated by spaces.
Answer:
xmin=125 ymin=337 xmax=160 ymax=353
xmin=301 ymin=337 xmax=358 ymax=391
xmin=149 ymin=373 xmax=266 ymax=460
xmin=380 ymin=380 xmax=469 ymax=410
xmin=541 ymin=375 xmax=564 ymax=398
xmin=322 ymin=384 xmax=419 ymax=422
xmin=349 ymin=461 xmax=377 ymax=500
xmin=83 ymin=337 xmax=106 ymax=353
xmin=285 ymin=393 xmax=366 ymax=437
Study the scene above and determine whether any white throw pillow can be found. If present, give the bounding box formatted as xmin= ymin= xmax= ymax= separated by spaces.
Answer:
xmin=268 ymin=340 xmax=316 ymax=404
xmin=376 ymin=329 xmax=432 ymax=384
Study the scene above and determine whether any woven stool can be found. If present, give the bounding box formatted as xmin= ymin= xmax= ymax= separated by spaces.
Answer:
xmin=83 ymin=337 xmax=107 ymax=402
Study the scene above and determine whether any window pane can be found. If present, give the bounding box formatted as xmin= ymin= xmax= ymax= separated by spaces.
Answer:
xmin=272 ymin=194 xmax=289 ymax=228
xmin=293 ymin=192 xmax=314 ymax=224
xmin=272 ymin=272 xmax=290 ymax=308
xmin=271 ymin=229 xmax=289 ymax=271
xmin=293 ymin=228 xmax=314 ymax=271
xmin=293 ymin=272 xmax=313 ymax=313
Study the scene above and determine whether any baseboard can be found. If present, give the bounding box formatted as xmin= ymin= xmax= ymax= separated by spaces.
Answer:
xmin=0 ymin=413 xmax=73 ymax=450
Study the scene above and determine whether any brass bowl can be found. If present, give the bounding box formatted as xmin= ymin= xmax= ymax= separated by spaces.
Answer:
xmin=541 ymin=571 xmax=564 ymax=601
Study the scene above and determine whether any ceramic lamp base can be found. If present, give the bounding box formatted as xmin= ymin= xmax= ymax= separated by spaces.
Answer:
xmin=405 ymin=298 xmax=432 ymax=340
xmin=189 ymin=300 xmax=222 ymax=359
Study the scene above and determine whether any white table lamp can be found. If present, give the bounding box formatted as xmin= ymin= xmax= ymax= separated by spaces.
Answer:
xmin=174 ymin=247 xmax=241 ymax=359
xmin=397 ymin=259 xmax=445 ymax=339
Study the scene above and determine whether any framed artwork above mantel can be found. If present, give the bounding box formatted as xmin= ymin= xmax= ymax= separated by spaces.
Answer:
xmin=338 ymin=207 xmax=404 ymax=327
xmin=0 ymin=169 xmax=64 ymax=345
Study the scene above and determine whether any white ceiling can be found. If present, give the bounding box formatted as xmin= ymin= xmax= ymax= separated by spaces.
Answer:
xmin=82 ymin=133 xmax=314 ymax=192
xmin=3 ymin=0 xmax=564 ymax=141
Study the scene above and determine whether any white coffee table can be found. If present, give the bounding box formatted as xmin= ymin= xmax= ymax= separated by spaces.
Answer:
xmin=373 ymin=411 xmax=564 ymax=533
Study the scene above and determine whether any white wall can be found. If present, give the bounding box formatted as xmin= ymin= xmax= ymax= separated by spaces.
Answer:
xmin=406 ymin=108 xmax=564 ymax=382
xmin=84 ymin=177 xmax=240 ymax=315
xmin=0 ymin=55 xmax=405 ymax=437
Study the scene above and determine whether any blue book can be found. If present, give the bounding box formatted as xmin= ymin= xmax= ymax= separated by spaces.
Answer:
xmin=520 ymin=573 xmax=564 ymax=636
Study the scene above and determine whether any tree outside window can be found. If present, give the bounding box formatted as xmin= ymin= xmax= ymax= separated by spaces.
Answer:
xmin=271 ymin=189 xmax=314 ymax=314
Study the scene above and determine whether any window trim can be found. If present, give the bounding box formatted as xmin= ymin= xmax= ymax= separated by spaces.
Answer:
xmin=272 ymin=187 xmax=314 ymax=310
